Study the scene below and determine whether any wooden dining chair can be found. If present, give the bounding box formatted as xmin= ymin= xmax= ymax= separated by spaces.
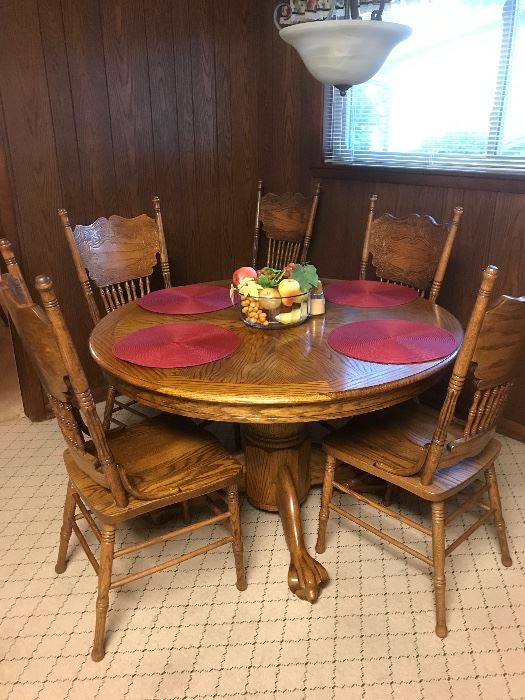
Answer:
xmin=0 ymin=239 xmax=32 ymax=304
xmin=316 ymin=265 xmax=524 ymax=638
xmin=59 ymin=197 xmax=171 ymax=430
xmin=0 ymin=238 xmax=32 ymax=324
xmin=360 ymin=195 xmax=463 ymax=303
xmin=0 ymin=270 xmax=247 ymax=662
xmin=252 ymin=180 xmax=321 ymax=270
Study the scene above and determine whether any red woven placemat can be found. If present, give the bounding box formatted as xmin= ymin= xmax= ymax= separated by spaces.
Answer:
xmin=324 ymin=280 xmax=419 ymax=307
xmin=138 ymin=284 xmax=233 ymax=314
xmin=327 ymin=319 xmax=458 ymax=364
xmin=112 ymin=323 xmax=240 ymax=368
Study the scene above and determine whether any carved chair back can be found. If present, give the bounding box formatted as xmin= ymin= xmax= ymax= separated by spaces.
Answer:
xmin=420 ymin=265 xmax=525 ymax=484
xmin=0 ymin=264 xmax=129 ymax=508
xmin=59 ymin=196 xmax=171 ymax=325
xmin=252 ymin=180 xmax=321 ymax=270
xmin=360 ymin=194 xmax=463 ymax=302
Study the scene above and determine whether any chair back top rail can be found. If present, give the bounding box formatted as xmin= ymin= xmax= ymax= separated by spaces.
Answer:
xmin=252 ymin=180 xmax=321 ymax=269
xmin=360 ymin=194 xmax=463 ymax=302
xmin=59 ymin=196 xmax=171 ymax=325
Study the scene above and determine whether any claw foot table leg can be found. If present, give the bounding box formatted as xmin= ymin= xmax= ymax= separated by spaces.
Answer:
xmin=279 ymin=461 xmax=329 ymax=602
xmin=244 ymin=423 xmax=329 ymax=602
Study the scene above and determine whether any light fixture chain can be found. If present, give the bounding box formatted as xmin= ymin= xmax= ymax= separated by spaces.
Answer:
xmin=371 ymin=1 xmax=386 ymax=21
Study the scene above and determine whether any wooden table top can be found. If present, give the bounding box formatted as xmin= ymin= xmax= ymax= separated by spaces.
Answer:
xmin=89 ymin=282 xmax=463 ymax=423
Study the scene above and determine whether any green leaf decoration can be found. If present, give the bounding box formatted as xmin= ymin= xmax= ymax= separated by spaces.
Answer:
xmin=257 ymin=268 xmax=283 ymax=288
xmin=257 ymin=273 xmax=273 ymax=288
xmin=290 ymin=263 xmax=319 ymax=292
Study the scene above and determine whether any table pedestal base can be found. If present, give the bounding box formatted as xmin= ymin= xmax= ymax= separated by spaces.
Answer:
xmin=244 ymin=423 xmax=328 ymax=602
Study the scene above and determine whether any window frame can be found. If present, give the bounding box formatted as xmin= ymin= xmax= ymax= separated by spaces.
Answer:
xmin=311 ymin=163 xmax=525 ymax=195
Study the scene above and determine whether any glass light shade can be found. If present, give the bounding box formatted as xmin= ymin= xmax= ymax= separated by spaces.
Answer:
xmin=279 ymin=20 xmax=411 ymax=91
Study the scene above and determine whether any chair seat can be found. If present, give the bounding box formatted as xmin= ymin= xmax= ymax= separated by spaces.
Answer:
xmin=65 ymin=415 xmax=242 ymax=522
xmin=323 ymin=402 xmax=501 ymax=501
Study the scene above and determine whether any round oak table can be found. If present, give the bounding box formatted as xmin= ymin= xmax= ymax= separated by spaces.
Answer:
xmin=89 ymin=284 xmax=462 ymax=603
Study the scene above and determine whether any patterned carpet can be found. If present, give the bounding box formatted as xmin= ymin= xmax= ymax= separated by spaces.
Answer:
xmin=0 ymin=413 xmax=524 ymax=700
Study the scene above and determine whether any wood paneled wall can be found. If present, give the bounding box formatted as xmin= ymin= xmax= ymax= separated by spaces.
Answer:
xmin=310 ymin=181 xmax=525 ymax=430
xmin=0 ymin=0 xmax=259 ymax=419
xmin=1 ymin=1 xmax=524 ymax=431
xmin=255 ymin=11 xmax=525 ymax=432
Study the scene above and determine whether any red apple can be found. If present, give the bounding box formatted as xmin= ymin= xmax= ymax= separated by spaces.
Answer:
xmin=232 ymin=266 xmax=257 ymax=287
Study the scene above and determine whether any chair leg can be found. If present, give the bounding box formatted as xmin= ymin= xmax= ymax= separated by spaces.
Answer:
xmin=92 ymin=523 xmax=115 ymax=662
xmin=55 ymin=480 xmax=76 ymax=574
xmin=431 ymin=501 xmax=447 ymax=638
xmin=316 ymin=455 xmax=337 ymax=554
xmin=233 ymin=423 xmax=242 ymax=452
xmin=485 ymin=465 xmax=512 ymax=567
xmin=227 ymin=484 xmax=247 ymax=591
xmin=181 ymin=501 xmax=191 ymax=525
xmin=383 ymin=483 xmax=396 ymax=507
xmin=102 ymin=385 xmax=117 ymax=432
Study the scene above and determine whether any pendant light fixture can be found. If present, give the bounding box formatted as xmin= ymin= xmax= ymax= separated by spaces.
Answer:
xmin=276 ymin=1 xmax=411 ymax=96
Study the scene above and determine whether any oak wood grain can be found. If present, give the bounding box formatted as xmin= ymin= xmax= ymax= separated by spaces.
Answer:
xmin=170 ymin=1 xmax=198 ymax=285
xmin=38 ymin=0 xmax=87 ymax=225
xmin=71 ymin=214 xmax=162 ymax=290
xmin=257 ymin=12 xmax=525 ymax=431
xmin=89 ymin=278 xmax=461 ymax=602
xmin=101 ymin=0 xmax=155 ymax=216
xmin=61 ymin=0 xmax=118 ymax=219
xmin=229 ymin=2 xmax=259 ymax=271
xmin=0 ymin=1 xmax=261 ymax=420
xmin=0 ymin=0 xmax=89 ymax=419
xmin=190 ymin=2 xmax=221 ymax=283
xmin=318 ymin=267 xmax=518 ymax=635
xmin=2 ymin=0 xmax=523 ymax=437
xmin=89 ymin=283 xmax=463 ymax=423
xmin=359 ymin=196 xmax=463 ymax=302
xmin=145 ymin=0 xmax=185 ymax=283
xmin=0 ymin=100 xmax=48 ymax=420
xmin=59 ymin=199 xmax=172 ymax=429
xmin=214 ymin=1 xmax=235 ymax=276
xmin=253 ymin=182 xmax=321 ymax=269
xmin=0 ymin=269 xmax=246 ymax=660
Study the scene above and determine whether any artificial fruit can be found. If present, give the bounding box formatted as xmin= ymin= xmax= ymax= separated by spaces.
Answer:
xmin=232 ymin=266 xmax=257 ymax=287
xmin=258 ymin=287 xmax=281 ymax=310
xmin=277 ymin=278 xmax=301 ymax=306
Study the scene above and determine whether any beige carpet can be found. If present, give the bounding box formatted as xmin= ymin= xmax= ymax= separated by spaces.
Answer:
xmin=0 ymin=325 xmax=24 ymax=424
xmin=0 ymin=412 xmax=524 ymax=700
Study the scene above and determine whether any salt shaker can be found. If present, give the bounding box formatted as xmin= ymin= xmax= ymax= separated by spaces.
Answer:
xmin=310 ymin=282 xmax=325 ymax=316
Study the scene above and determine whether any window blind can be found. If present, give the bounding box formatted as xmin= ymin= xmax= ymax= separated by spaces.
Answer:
xmin=324 ymin=0 xmax=525 ymax=174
